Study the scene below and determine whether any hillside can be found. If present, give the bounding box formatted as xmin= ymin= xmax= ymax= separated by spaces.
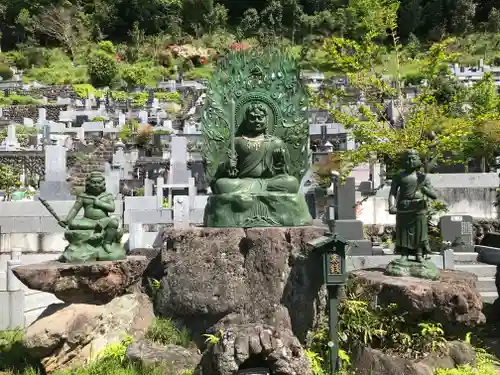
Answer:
xmin=0 ymin=0 xmax=499 ymax=87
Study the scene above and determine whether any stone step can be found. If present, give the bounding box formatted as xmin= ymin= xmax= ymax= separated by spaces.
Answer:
xmin=481 ymin=291 xmax=498 ymax=304
xmin=455 ymin=263 xmax=497 ymax=277
xmin=453 ymin=252 xmax=479 ymax=263
xmin=477 ymin=277 xmax=497 ymax=293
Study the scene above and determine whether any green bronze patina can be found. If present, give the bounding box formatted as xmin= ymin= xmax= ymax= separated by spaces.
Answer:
xmin=40 ymin=171 xmax=125 ymax=263
xmin=201 ymin=48 xmax=312 ymax=227
xmin=385 ymin=149 xmax=440 ymax=280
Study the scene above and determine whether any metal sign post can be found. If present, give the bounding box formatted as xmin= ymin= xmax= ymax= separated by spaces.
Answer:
xmin=307 ymin=228 xmax=352 ymax=374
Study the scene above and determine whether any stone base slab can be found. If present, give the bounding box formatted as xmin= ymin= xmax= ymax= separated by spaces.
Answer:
xmin=203 ymin=192 xmax=313 ymax=227
xmin=12 ymin=256 xmax=147 ymax=304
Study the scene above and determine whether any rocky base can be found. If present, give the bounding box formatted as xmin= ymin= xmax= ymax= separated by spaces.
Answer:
xmin=385 ymin=257 xmax=440 ymax=280
xmin=23 ymin=293 xmax=153 ymax=373
xmin=12 ymin=256 xmax=148 ymax=304
xmin=351 ymin=341 xmax=476 ymax=375
xmin=203 ymin=193 xmax=313 ymax=227
xmin=156 ymin=227 xmax=326 ymax=345
xmin=196 ymin=324 xmax=312 ymax=375
xmin=127 ymin=339 xmax=201 ymax=374
xmin=349 ymin=268 xmax=485 ymax=333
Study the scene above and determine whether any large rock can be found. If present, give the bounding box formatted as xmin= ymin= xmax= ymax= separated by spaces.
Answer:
xmin=156 ymin=227 xmax=326 ymax=344
xmin=349 ymin=268 xmax=485 ymax=332
xmin=196 ymin=324 xmax=312 ymax=375
xmin=12 ymin=256 xmax=148 ymax=304
xmin=351 ymin=341 xmax=476 ymax=375
xmin=23 ymin=293 xmax=154 ymax=373
xmin=127 ymin=339 xmax=201 ymax=374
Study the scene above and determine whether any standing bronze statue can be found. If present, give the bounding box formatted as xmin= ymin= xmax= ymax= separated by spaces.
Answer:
xmin=385 ymin=149 xmax=440 ymax=280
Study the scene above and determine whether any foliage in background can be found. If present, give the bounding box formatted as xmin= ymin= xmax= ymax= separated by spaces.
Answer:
xmin=314 ymin=3 xmax=474 ymax=176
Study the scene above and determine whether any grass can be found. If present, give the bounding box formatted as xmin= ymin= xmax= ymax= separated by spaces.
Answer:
xmin=0 ymin=318 xmax=195 ymax=375
xmin=145 ymin=317 xmax=193 ymax=348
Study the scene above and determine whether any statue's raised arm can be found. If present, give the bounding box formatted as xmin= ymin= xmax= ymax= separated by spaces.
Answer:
xmin=201 ymin=48 xmax=312 ymax=228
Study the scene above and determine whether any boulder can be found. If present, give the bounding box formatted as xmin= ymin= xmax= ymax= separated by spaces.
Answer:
xmin=12 ymin=256 xmax=148 ymax=304
xmin=349 ymin=269 xmax=485 ymax=333
xmin=155 ymin=227 xmax=327 ymax=344
xmin=23 ymin=293 xmax=154 ymax=373
xmin=196 ymin=324 xmax=312 ymax=375
xmin=127 ymin=339 xmax=201 ymax=374
xmin=351 ymin=341 xmax=476 ymax=375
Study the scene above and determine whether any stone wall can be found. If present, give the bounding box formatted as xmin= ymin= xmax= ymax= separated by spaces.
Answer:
xmin=1 ymin=104 xmax=68 ymax=122
xmin=68 ymin=139 xmax=114 ymax=194
xmin=363 ymin=218 xmax=500 ymax=243
xmin=16 ymin=86 xmax=77 ymax=100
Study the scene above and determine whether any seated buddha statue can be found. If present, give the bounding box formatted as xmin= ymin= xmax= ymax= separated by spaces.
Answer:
xmin=212 ymin=102 xmax=299 ymax=195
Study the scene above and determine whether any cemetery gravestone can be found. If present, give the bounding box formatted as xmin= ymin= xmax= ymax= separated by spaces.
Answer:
xmin=169 ymin=136 xmax=191 ymax=184
xmin=138 ymin=110 xmax=148 ymax=124
xmin=330 ymin=176 xmax=374 ymax=255
xmin=440 ymin=215 xmax=474 ymax=252
xmin=39 ymin=144 xmax=73 ymax=200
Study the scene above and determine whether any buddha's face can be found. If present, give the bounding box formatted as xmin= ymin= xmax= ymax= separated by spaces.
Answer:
xmin=245 ymin=104 xmax=267 ymax=134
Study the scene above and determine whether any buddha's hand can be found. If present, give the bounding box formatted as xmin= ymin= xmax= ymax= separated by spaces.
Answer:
xmin=272 ymin=147 xmax=286 ymax=164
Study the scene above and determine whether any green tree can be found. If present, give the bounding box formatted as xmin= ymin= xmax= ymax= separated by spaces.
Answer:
xmin=258 ymin=0 xmax=283 ymax=45
xmin=315 ymin=3 xmax=473 ymax=176
xmin=0 ymin=164 xmax=21 ymax=201
xmin=488 ymin=8 xmax=500 ymax=33
xmin=237 ymin=8 xmax=260 ymax=39
xmin=87 ymin=49 xmax=119 ymax=87
xmin=33 ymin=5 xmax=90 ymax=61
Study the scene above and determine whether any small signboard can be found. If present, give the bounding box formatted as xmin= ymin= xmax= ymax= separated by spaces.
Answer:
xmin=440 ymin=215 xmax=474 ymax=252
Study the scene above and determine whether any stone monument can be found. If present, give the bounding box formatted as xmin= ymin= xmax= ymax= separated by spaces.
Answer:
xmin=201 ymin=49 xmax=312 ymax=227
xmin=385 ymin=149 xmax=440 ymax=280
xmin=40 ymin=171 xmax=125 ymax=262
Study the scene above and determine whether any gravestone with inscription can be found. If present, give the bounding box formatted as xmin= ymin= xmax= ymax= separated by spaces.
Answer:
xmin=440 ymin=215 xmax=474 ymax=252
xmin=330 ymin=177 xmax=375 ymax=255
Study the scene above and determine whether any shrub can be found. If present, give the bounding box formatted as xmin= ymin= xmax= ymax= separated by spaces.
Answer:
xmin=10 ymin=94 xmax=41 ymax=105
xmin=23 ymin=47 xmax=51 ymax=68
xmin=0 ymin=64 xmax=13 ymax=80
xmin=73 ymin=84 xmax=96 ymax=98
xmin=92 ymin=116 xmax=105 ymax=122
xmin=98 ymin=41 xmax=117 ymax=55
xmin=87 ymin=50 xmax=119 ymax=87
xmin=4 ymin=51 xmax=29 ymax=70
xmin=158 ymin=50 xmax=174 ymax=67
xmin=131 ymin=92 xmax=148 ymax=106
xmin=120 ymin=64 xmax=149 ymax=88
xmin=154 ymin=91 xmax=181 ymax=104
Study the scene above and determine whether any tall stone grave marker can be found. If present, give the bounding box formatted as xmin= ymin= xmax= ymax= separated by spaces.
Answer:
xmin=39 ymin=145 xmax=73 ymax=200
xmin=138 ymin=110 xmax=148 ymax=124
xmin=168 ymin=136 xmax=191 ymax=184
xmin=440 ymin=215 xmax=474 ymax=252
xmin=118 ymin=112 xmax=126 ymax=126
xmin=0 ymin=124 xmax=20 ymax=150
xmin=330 ymin=176 xmax=374 ymax=255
